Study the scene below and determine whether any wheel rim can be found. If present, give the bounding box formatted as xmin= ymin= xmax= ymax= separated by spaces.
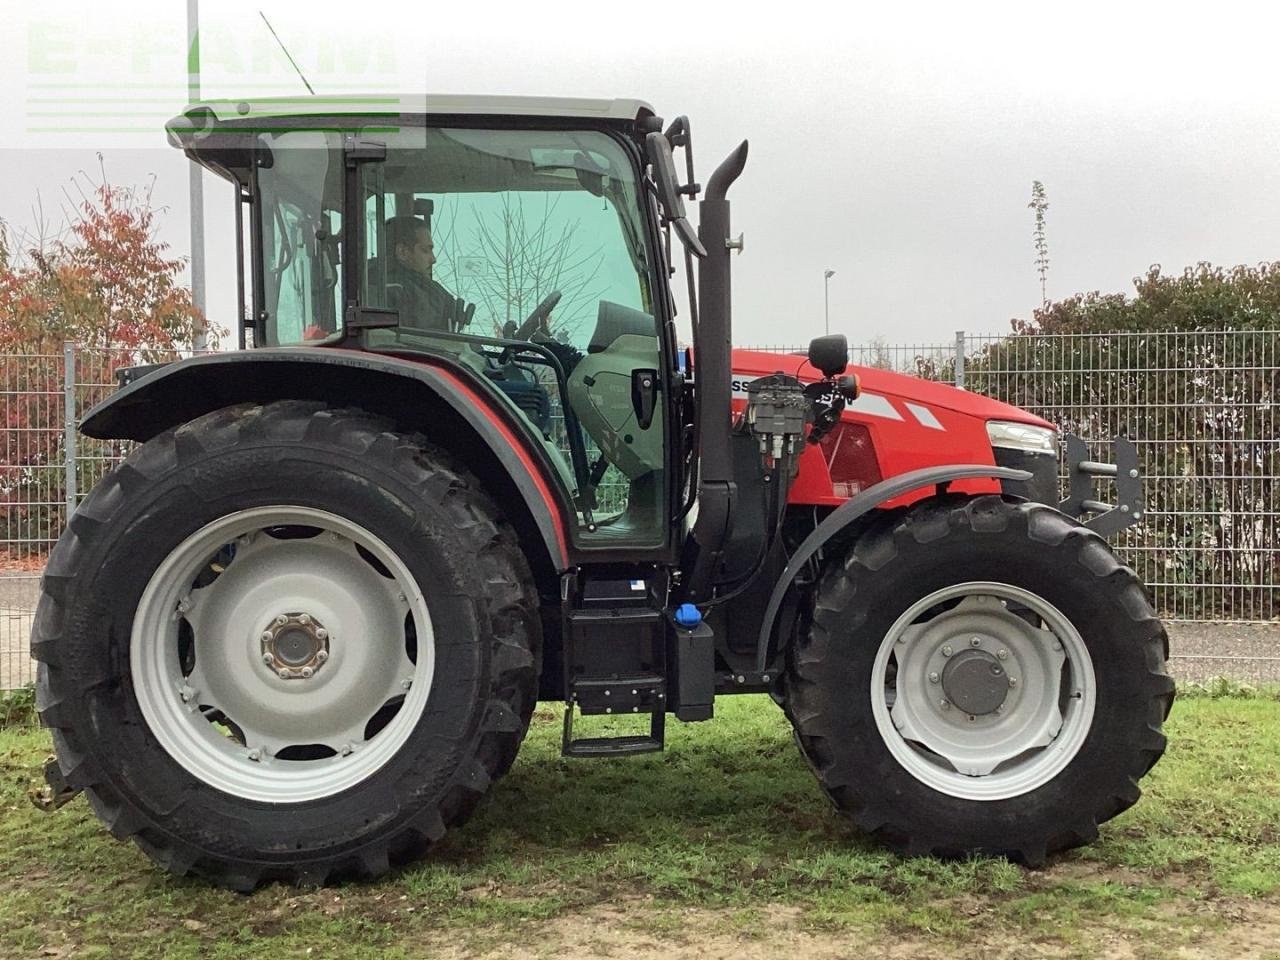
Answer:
xmin=131 ymin=506 xmax=435 ymax=803
xmin=870 ymin=581 xmax=1095 ymax=801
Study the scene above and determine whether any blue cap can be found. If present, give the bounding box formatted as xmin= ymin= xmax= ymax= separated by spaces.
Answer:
xmin=674 ymin=603 xmax=702 ymax=628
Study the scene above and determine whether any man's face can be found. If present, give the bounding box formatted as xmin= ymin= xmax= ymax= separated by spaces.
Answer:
xmin=396 ymin=227 xmax=435 ymax=279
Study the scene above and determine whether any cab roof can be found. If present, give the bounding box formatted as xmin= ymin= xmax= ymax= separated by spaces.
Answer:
xmin=177 ymin=94 xmax=657 ymax=125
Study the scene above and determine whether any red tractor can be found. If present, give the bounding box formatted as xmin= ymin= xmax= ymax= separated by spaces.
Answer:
xmin=33 ymin=96 xmax=1172 ymax=889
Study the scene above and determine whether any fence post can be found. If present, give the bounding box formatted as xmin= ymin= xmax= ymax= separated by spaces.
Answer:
xmin=63 ymin=341 xmax=77 ymax=518
xmin=954 ymin=329 xmax=966 ymax=389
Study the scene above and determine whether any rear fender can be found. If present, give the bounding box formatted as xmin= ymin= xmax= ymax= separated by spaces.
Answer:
xmin=81 ymin=348 xmax=571 ymax=576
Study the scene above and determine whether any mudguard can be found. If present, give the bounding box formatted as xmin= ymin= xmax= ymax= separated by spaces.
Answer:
xmin=754 ymin=463 xmax=1032 ymax=671
xmin=81 ymin=348 xmax=570 ymax=570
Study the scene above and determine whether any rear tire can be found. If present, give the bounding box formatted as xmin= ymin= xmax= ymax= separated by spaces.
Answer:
xmin=783 ymin=495 xmax=1173 ymax=864
xmin=32 ymin=401 xmax=540 ymax=889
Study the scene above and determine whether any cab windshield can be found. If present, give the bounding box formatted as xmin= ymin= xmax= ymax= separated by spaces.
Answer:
xmin=255 ymin=125 xmax=667 ymax=548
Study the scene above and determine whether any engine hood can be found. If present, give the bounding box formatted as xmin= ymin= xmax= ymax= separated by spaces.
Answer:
xmin=729 ymin=348 xmax=1054 ymax=430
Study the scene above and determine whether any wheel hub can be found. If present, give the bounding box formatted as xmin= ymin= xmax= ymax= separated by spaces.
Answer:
xmin=940 ymin=648 xmax=1007 ymax=715
xmin=261 ymin=612 xmax=330 ymax=679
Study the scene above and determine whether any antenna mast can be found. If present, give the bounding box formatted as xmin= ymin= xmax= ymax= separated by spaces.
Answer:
xmin=260 ymin=11 xmax=316 ymax=95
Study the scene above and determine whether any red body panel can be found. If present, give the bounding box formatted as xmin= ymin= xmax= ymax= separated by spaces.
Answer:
xmin=729 ymin=349 xmax=1054 ymax=508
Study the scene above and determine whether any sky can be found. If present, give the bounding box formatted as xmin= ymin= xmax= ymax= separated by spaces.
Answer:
xmin=1 ymin=0 xmax=1278 ymax=347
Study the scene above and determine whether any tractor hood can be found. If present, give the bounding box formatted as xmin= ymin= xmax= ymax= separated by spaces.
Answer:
xmin=729 ymin=348 xmax=1054 ymax=429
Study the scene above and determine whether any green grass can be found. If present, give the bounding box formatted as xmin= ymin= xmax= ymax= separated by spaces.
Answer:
xmin=2 ymin=695 xmax=1278 ymax=958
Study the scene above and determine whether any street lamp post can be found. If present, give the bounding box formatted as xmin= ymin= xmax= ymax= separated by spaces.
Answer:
xmin=187 ymin=0 xmax=207 ymax=351
xmin=823 ymin=269 xmax=835 ymax=336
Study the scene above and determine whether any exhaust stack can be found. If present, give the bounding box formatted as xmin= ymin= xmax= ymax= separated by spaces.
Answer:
xmin=684 ymin=140 xmax=749 ymax=602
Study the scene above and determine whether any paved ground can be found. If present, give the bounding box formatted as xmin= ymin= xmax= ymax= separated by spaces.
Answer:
xmin=2 ymin=571 xmax=1278 ymax=690
xmin=1 ymin=573 xmax=41 ymax=690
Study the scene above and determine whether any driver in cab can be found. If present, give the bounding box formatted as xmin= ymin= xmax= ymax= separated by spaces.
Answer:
xmin=385 ymin=214 xmax=471 ymax=332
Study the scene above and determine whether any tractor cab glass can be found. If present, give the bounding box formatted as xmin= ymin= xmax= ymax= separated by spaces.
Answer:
xmin=255 ymin=125 xmax=667 ymax=549
xmin=256 ymin=130 xmax=346 ymax=346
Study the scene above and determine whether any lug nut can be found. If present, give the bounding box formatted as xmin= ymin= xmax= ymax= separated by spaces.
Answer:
xmin=970 ymin=636 xmax=982 ymax=648
xmin=278 ymin=669 xmax=291 ymax=680
xmin=261 ymin=631 xmax=273 ymax=643
xmin=298 ymin=614 xmax=311 ymax=625
xmin=940 ymin=699 xmax=951 ymax=710
xmin=340 ymin=744 xmax=353 ymax=757
xmin=247 ymin=750 xmax=261 ymax=762
xmin=1009 ymin=676 xmax=1018 ymax=688
xmin=316 ymin=650 xmax=329 ymax=663
xmin=315 ymin=629 xmax=328 ymax=641
xmin=262 ymin=653 xmax=274 ymax=665
xmin=275 ymin=615 xmax=288 ymax=626
xmin=929 ymin=672 xmax=939 ymax=684
xmin=401 ymin=678 xmax=412 ymax=690
xmin=997 ymin=649 xmax=1008 ymax=660
xmin=300 ymin=667 xmax=314 ymax=679
xmin=942 ymin=645 xmax=953 ymax=657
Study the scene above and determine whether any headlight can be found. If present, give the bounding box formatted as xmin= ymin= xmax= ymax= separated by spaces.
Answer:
xmin=986 ymin=420 xmax=1057 ymax=455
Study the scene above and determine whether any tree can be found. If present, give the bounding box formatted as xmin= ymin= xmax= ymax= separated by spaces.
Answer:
xmin=432 ymin=193 xmax=606 ymax=342
xmin=1029 ymin=181 xmax=1050 ymax=307
xmin=1 ymin=171 xmax=216 ymax=553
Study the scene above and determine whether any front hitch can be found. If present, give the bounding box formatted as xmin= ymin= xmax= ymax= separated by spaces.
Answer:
xmin=1058 ymin=435 xmax=1144 ymax=537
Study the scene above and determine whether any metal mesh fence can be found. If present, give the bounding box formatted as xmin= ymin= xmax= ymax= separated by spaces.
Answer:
xmin=2 ymin=347 xmax=183 ymax=690
xmin=961 ymin=331 xmax=1278 ymax=625
xmin=2 ymin=334 xmax=1277 ymax=688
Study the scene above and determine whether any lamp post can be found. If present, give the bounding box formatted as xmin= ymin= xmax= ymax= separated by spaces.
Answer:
xmin=187 ymin=0 xmax=207 ymax=351
xmin=823 ymin=269 xmax=835 ymax=336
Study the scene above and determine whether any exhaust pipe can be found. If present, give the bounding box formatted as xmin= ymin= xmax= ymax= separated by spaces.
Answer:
xmin=684 ymin=141 xmax=749 ymax=602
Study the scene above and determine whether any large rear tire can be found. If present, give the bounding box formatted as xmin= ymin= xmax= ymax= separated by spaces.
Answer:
xmin=783 ymin=495 xmax=1173 ymax=864
xmin=32 ymin=401 xmax=540 ymax=890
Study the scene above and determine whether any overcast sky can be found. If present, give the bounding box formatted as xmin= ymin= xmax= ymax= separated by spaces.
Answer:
xmin=1 ymin=0 xmax=1277 ymax=347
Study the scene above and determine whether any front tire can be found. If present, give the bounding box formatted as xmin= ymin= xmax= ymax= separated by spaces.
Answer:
xmin=783 ymin=495 xmax=1173 ymax=864
xmin=32 ymin=401 xmax=540 ymax=889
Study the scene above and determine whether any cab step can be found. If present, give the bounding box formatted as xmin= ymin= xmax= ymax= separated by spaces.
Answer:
xmin=561 ymin=673 xmax=666 ymax=757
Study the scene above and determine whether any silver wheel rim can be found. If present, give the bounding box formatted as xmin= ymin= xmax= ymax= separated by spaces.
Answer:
xmin=131 ymin=506 xmax=434 ymax=803
xmin=870 ymin=581 xmax=1095 ymax=801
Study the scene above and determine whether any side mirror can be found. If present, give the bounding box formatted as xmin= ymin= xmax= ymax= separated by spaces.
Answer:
xmin=645 ymin=132 xmax=707 ymax=258
xmin=808 ymin=334 xmax=849 ymax=377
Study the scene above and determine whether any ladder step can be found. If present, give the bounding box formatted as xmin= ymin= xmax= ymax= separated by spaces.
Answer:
xmin=562 ymin=735 xmax=664 ymax=758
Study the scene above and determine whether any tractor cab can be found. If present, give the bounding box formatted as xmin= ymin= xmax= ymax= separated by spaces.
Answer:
xmin=176 ymin=96 xmax=678 ymax=550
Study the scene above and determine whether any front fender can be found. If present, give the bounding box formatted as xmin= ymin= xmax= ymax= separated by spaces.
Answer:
xmin=82 ymin=348 xmax=570 ymax=572
xmin=754 ymin=464 xmax=1032 ymax=671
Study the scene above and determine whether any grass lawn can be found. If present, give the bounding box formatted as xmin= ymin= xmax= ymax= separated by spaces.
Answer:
xmin=2 ymin=691 xmax=1278 ymax=959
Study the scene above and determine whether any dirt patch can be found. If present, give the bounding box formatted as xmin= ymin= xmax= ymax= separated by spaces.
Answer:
xmin=414 ymin=897 xmax=1280 ymax=960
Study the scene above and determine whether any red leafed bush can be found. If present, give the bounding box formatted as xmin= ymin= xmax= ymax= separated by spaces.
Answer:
xmin=1 ymin=175 xmax=220 ymax=553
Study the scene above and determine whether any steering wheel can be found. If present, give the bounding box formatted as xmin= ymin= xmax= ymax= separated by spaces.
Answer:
xmin=512 ymin=291 xmax=562 ymax=342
